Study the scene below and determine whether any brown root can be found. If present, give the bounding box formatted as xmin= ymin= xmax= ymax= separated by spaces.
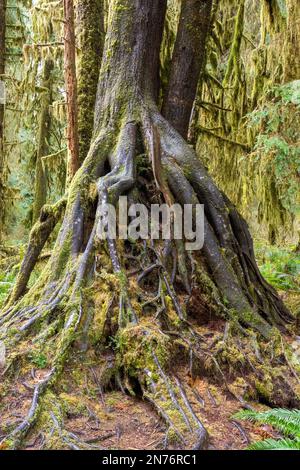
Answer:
xmin=0 ymin=99 xmax=297 ymax=451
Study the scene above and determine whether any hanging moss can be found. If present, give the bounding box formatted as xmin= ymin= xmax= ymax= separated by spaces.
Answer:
xmin=222 ymin=0 xmax=245 ymax=88
xmin=193 ymin=0 xmax=298 ymax=243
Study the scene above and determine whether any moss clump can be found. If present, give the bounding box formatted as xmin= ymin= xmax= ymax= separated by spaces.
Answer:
xmin=90 ymin=292 xmax=110 ymax=345
xmin=164 ymin=295 xmax=182 ymax=327
xmin=29 ymin=351 xmax=48 ymax=369
xmin=166 ymin=426 xmax=182 ymax=445
xmin=59 ymin=392 xmax=87 ymax=416
xmin=115 ymin=321 xmax=170 ymax=377
xmin=231 ymin=377 xmax=251 ymax=399
xmin=255 ymin=377 xmax=274 ymax=401
xmin=215 ymin=339 xmax=245 ymax=367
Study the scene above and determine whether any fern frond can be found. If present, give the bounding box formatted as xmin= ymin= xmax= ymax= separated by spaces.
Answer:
xmin=233 ymin=409 xmax=300 ymax=439
xmin=248 ymin=438 xmax=300 ymax=451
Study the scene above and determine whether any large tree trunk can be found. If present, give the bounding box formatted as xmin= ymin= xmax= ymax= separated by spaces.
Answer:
xmin=0 ymin=0 xmax=297 ymax=450
xmin=75 ymin=0 xmax=104 ymax=165
xmin=162 ymin=0 xmax=213 ymax=139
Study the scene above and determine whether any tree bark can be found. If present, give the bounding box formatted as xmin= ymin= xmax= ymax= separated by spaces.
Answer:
xmin=75 ymin=0 xmax=104 ymax=165
xmin=64 ymin=0 xmax=80 ymax=181
xmin=6 ymin=0 xmax=292 ymax=336
xmin=0 ymin=0 xmax=297 ymax=450
xmin=32 ymin=59 xmax=53 ymax=223
xmin=162 ymin=0 xmax=213 ymax=139
xmin=0 ymin=0 xmax=6 ymax=238
xmin=284 ymin=0 xmax=300 ymax=82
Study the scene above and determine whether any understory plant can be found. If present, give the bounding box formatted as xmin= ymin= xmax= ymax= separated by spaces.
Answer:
xmin=234 ymin=408 xmax=300 ymax=450
xmin=255 ymin=243 xmax=300 ymax=292
xmin=247 ymin=81 xmax=300 ymax=242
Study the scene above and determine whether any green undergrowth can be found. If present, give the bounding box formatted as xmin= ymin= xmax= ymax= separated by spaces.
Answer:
xmin=0 ymin=266 xmax=43 ymax=309
xmin=248 ymin=81 xmax=300 ymax=223
xmin=0 ymin=272 xmax=16 ymax=308
xmin=255 ymin=242 xmax=300 ymax=292
xmin=234 ymin=408 xmax=300 ymax=450
xmin=0 ymin=245 xmax=47 ymax=308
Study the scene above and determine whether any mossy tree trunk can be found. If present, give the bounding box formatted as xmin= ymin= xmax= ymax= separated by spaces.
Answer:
xmin=162 ymin=0 xmax=213 ymax=139
xmin=32 ymin=59 xmax=54 ymax=223
xmin=64 ymin=0 xmax=80 ymax=181
xmin=0 ymin=0 xmax=6 ymax=240
xmin=0 ymin=0 xmax=297 ymax=450
xmin=76 ymin=0 xmax=104 ymax=165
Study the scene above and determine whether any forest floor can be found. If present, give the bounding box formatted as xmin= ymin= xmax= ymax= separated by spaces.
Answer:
xmin=0 ymin=352 xmax=279 ymax=450
xmin=0 ymin=241 xmax=298 ymax=450
xmin=0 ymin=319 xmax=281 ymax=450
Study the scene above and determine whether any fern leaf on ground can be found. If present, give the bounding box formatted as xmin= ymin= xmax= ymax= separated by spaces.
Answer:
xmin=248 ymin=438 xmax=300 ymax=451
xmin=234 ymin=409 xmax=300 ymax=439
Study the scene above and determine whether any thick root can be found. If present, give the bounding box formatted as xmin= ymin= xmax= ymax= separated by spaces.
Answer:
xmin=0 ymin=102 xmax=298 ymax=451
xmin=7 ymin=198 xmax=67 ymax=306
xmin=147 ymin=108 xmax=294 ymax=335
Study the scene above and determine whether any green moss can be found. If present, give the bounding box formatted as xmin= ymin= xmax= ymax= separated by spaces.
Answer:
xmin=59 ymin=392 xmax=87 ymax=416
xmin=115 ymin=321 xmax=170 ymax=376
xmin=222 ymin=0 xmax=245 ymax=88
xmin=166 ymin=426 xmax=183 ymax=445
xmin=255 ymin=377 xmax=274 ymax=400
xmin=71 ymin=367 xmax=86 ymax=388
xmin=29 ymin=351 xmax=48 ymax=369
xmin=215 ymin=339 xmax=245 ymax=367
xmin=77 ymin=0 xmax=104 ymax=164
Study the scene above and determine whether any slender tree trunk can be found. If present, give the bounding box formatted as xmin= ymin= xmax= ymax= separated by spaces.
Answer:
xmin=284 ymin=0 xmax=300 ymax=82
xmin=32 ymin=59 xmax=53 ymax=223
xmin=64 ymin=0 xmax=79 ymax=181
xmin=76 ymin=0 xmax=104 ymax=165
xmin=0 ymin=0 xmax=6 ymax=238
xmin=162 ymin=0 xmax=213 ymax=139
xmin=0 ymin=0 xmax=5 ymax=150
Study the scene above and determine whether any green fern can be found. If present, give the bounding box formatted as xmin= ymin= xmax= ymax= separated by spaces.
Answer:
xmin=249 ymin=438 xmax=300 ymax=451
xmin=233 ymin=408 xmax=300 ymax=450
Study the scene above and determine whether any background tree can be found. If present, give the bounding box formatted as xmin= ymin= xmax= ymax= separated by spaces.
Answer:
xmin=162 ymin=0 xmax=213 ymax=139
xmin=0 ymin=0 xmax=7 ymax=240
xmin=63 ymin=0 xmax=79 ymax=180
xmin=192 ymin=0 xmax=300 ymax=245
xmin=75 ymin=0 xmax=104 ymax=165
xmin=32 ymin=58 xmax=53 ymax=222
xmin=13 ymin=0 xmax=67 ymax=230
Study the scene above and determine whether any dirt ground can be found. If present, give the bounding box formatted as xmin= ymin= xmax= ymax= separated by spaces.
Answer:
xmin=0 ymin=359 xmax=277 ymax=450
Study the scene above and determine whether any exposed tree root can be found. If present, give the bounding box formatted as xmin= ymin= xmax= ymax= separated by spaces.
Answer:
xmin=0 ymin=3 xmax=298 ymax=446
xmin=7 ymin=197 xmax=67 ymax=306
